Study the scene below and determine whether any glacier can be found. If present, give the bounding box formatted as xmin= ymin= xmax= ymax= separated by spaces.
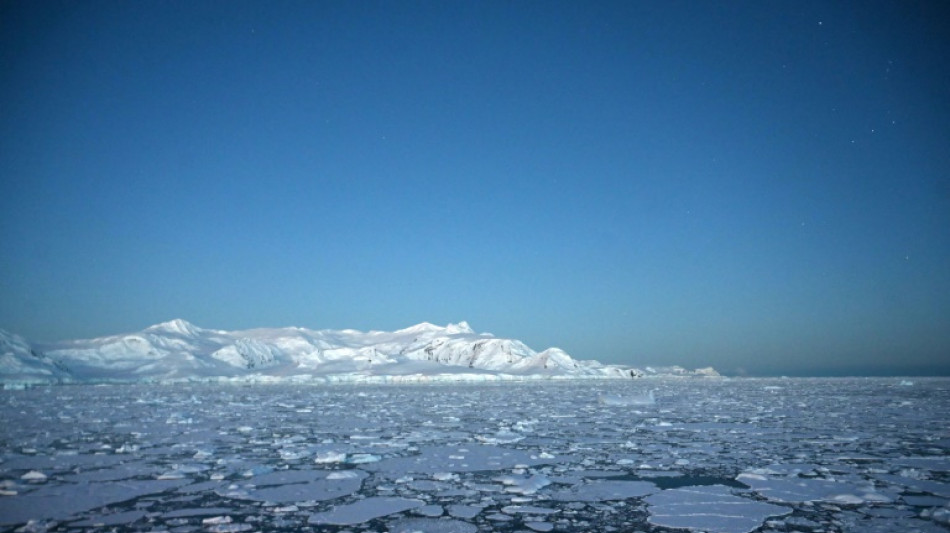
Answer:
xmin=0 ymin=319 xmax=718 ymax=387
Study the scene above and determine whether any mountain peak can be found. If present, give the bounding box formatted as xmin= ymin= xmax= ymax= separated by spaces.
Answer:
xmin=445 ymin=321 xmax=474 ymax=335
xmin=145 ymin=319 xmax=202 ymax=337
xmin=1 ymin=320 xmax=707 ymax=387
xmin=395 ymin=322 xmax=442 ymax=335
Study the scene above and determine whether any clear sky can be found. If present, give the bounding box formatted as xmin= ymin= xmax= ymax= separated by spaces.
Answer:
xmin=2 ymin=1 xmax=948 ymax=376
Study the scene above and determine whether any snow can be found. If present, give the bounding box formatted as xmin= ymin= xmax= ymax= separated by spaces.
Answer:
xmin=1 ymin=321 xmax=718 ymax=386
xmin=0 ymin=377 xmax=947 ymax=531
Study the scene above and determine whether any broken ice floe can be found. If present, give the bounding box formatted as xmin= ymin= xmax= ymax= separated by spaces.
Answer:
xmin=598 ymin=389 xmax=655 ymax=406
xmin=362 ymin=444 xmax=550 ymax=475
xmin=308 ymin=496 xmax=424 ymax=525
xmin=738 ymin=471 xmax=895 ymax=504
xmin=549 ymin=479 xmax=657 ymax=501
xmin=645 ymin=484 xmax=791 ymax=533
xmin=1 ymin=378 xmax=948 ymax=531
xmin=388 ymin=517 xmax=478 ymax=533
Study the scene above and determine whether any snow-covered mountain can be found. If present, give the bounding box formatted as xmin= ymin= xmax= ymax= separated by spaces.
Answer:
xmin=0 ymin=329 xmax=72 ymax=385
xmin=0 ymin=320 xmax=717 ymax=387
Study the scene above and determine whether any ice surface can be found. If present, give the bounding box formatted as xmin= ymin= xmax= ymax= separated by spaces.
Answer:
xmin=549 ymin=479 xmax=657 ymax=501
xmin=388 ymin=517 xmax=478 ymax=532
xmin=0 ymin=479 xmax=190 ymax=525
xmin=308 ymin=496 xmax=424 ymax=525
xmin=598 ymin=389 xmax=655 ymax=406
xmin=362 ymin=444 xmax=550 ymax=474
xmin=0 ymin=377 xmax=947 ymax=531
xmin=237 ymin=469 xmax=366 ymax=502
xmin=738 ymin=471 xmax=896 ymax=504
xmin=645 ymin=484 xmax=791 ymax=533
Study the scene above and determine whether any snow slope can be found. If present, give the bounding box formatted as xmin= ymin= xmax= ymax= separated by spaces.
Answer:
xmin=0 ymin=329 xmax=72 ymax=387
xmin=0 ymin=320 xmax=718 ymax=386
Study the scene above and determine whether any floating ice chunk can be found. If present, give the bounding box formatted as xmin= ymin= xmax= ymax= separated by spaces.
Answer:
xmin=550 ymin=480 xmax=656 ymax=501
xmin=249 ymin=469 xmax=327 ymax=486
xmin=279 ymin=448 xmax=310 ymax=460
xmin=20 ymin=471 xmax=47 ymax=483
xmin=347 ymin=453 xmax=381 ymax=464
xmin=476 ymin=430 xmax=524 ymax=444
xmin=326 ymin=470 xmax=362 ymax=480
xmin=207 ymin=523 xmax=253 ymax=532
xmin=314 ymin=451 xmax=347 ymax=464
xmin=932 ymin=505 xmax=950 ymax=525
xmin=447 ymin=504 xmax=483 ymax=519
xmin=497 ymin=474 xmax=551 ymax=495
xmin=502 ymin=505 xmax=558 ymax=515
xmin=243 ymin=470 xmax=367 ymax=503
xmin=388 ymin=517 xmax=478 ymax=533
xmin=875 ymin=473 xmax=950 ymax=498
xmin=526 ymin=522 xmax=554 ymax=532
xmin=308 ymin=497 xmax=424 ymax=525
xmin=0 ymin=479 xmax=190 ymax=525
xmin=895 ymin=457 xmax=950 ymax=472
xmin=598 ymin=390 xmax=655 ymax=406
xmin=239 ymin=464 xmax=274 ymax=477
xmin=192 ymin=448 xmax=213 ymax=460
xmin=70 ymin=510 xmax=147 ymax=527
xmin=163 ymin=507 xmax=235 ymax=518
xmin=738 ymin=473 xmax=894 ymax=504
xmin=363 ymin=444 xmax=549 ymax=474
xmin=414 ymin=504 xmax=444 ymax=516
xmin=645 ymin=485 xmax=790 ymax=533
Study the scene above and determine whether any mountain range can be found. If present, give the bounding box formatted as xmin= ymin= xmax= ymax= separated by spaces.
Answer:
xmin=0 ymin=319 xmax=718 ymax=387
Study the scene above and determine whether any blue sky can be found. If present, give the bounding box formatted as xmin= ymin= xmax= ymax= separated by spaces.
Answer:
xmin=2 ymin=1 xmax=948 ymax=376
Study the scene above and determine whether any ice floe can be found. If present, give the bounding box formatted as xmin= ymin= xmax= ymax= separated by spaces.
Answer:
xmin=0 ymin=377 xmax=947 ymax=531
xmin=645 ymin=484 xmax=791 ymax=533
xmin=308 ymin=496 xmax=424 ymax=525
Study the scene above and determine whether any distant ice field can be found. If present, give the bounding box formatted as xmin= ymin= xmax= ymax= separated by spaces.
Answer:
xmin=1 ymin=378 xmax=948 ymax=532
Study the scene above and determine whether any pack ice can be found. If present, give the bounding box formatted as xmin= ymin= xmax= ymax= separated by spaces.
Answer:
xmin=1 ymin=377 xmax=947 ymax=532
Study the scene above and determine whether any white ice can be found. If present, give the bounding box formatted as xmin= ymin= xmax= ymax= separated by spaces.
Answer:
xmin=645 ymin=484 xmax=791 ymax=533
xmin=307 ymin=496 xmax=424 ymax=525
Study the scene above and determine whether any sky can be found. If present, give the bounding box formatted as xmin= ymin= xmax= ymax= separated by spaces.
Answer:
xmin=1 ymin=1 xmax=948 ymax=377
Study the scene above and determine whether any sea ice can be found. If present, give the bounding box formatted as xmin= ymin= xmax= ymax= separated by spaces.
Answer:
xmin=550 ymin=480 xmax=657 ymax=501
xmin=388 ymin=517 xmax=478 ymax=533
xmin=308 ymin=496 xmax=424 ymax=525
xmin=237 ymin=469 xmax=367 ymax=502
xmin=1 ymin=378 xmax=947 ymax=531
xmin=645 ymin=484 xmax=791 ymax=533
xmin=598 ymin=389 xmax=655 ymax=406
xmin=363 ymin=444 xmax=551 ymax=475
xmin=738 ymin=472 xmax=895 ymax=504
xmin=0 ymin=479 xmax=190 ymax=525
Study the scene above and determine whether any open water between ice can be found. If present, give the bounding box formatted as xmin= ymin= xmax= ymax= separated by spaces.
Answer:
xmin=1 ymin=378 xmax=948 ymax=532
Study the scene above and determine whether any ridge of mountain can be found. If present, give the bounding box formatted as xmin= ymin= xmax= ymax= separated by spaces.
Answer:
xmin=0 ymin=320 xmax=719 ymax=387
